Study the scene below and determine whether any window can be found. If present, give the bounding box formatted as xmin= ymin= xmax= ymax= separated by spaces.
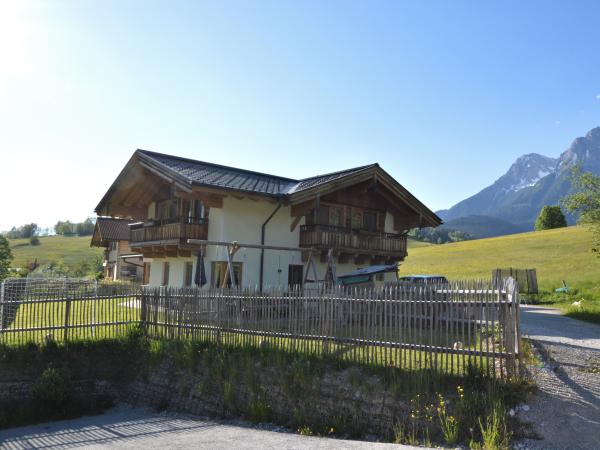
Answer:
xmin=162 ymin=261 xmax=170 ymax=286
xmin=211 ymin=262 xmax=243 ymax=287
xmin=194 ymin=200 xmax=205 ymax=221
xmin=143 ymin=262 xmax=151 ymax=285
xmin=329 ymin=206 xmax=344 ymax=227
xmin=288 ymin=265 xmax=303 ymax=287
xmin=317 ymin=205 xmax=329 ymax=225
xmin=184 ymin=261 xmax=193 ymax=287
xmin=351 ymin=209 xmax=363 ymax=229
xmin=157 ymin=200 xmax=178 ymax=221
xmin=363 ymin=211 xmax=377 ymax=232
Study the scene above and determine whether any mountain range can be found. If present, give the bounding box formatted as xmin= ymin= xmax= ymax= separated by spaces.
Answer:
xmin=437 ymin=126 xmax=600 ymax=238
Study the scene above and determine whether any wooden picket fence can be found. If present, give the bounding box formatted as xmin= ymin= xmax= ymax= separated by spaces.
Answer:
xmin=492 ymin=268 xmax=538 ymax=294
xmin=0 ymin=277 xmax=521 ymax=378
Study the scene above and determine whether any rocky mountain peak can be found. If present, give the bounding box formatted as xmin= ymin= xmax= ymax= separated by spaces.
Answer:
xmin=558 ymin=126 xmax=600 ymax=172
xmin=437 ymin=125 xmax=600 ymax=233
xmin=500 ymin=153 xmax=557 ymax=192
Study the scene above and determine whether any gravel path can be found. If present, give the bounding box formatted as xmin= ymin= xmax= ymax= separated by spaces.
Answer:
xmin=0 ymin=405 xmax=424 ymax=450
xmin=517 ymin=305 xmax=600 ymax=450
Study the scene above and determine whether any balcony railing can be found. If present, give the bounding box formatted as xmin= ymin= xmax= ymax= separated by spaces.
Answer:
xmin=130 ymin=218 xmax=208 ymax=245
xmin=299 ymin=224 xmax=407 ymax=255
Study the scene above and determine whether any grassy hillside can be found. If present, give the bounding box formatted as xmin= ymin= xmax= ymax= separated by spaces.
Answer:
xmin=406 ymin=237 xmax=435 ymax=249
xmin=9 ymin=235 xmax=103 ymax=269
xmin=402 ymin=226 xmax=600 ymax=322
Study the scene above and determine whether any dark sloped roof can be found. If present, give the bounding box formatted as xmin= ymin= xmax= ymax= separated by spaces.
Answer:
xmin=286 ymin=164 xmax=376 ymax=194
xmin=139 ymin=150 xmax=297 ymax=196
xmin=138 ymin=150 xmax=375 ymax=196
xmin=91 ymin=217 xmax=136 ymax=246
xmin=96 ymin=149 xmax=442 ymax=228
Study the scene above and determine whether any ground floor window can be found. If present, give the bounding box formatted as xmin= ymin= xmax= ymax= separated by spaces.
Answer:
xmin=184 ymin=261 xmax=193 ymax=287
xmin=211 ymin=261 xmax=242 ymax=287
xmin=162 ymin=261 xmax=170 ymax=286
xmin=288 ymin=264 xmax=303 ymax=286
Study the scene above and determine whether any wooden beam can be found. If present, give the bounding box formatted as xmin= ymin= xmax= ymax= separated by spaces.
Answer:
xmin=107 ymin=204 xmax=146 ymax=221
xmin=290 ymin=199 xmax=315 ymax=217
xmin=175 ymin=190 xmax=225 ymax=208
xmin=290 ymin=215 xmax=302 ymax=232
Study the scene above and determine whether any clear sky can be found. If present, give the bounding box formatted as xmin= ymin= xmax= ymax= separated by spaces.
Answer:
xmin=1 ymin=0 xmax=600 ymax=232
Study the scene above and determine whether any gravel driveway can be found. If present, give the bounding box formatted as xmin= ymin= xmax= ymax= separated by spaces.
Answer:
xmin=517 ymin=305 xmax=600 ymax=450
xmin=0 ymin=406 xmax=424 ymax=450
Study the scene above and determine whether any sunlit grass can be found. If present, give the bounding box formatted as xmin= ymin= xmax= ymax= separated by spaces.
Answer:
xmin=9 ymin=235 xmax=103 ymax=269
xmin=403 ymin=226 xmax=600 ymax=323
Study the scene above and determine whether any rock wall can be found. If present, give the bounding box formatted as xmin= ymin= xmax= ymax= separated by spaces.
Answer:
xmin=126 ymin=355 xmax=407 ymax=438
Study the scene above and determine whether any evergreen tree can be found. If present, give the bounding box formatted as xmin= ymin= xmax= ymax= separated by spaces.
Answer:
xmin=534 ymin=206 xmax=567 ymax=231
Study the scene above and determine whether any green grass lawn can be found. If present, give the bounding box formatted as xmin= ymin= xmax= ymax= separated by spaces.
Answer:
xmin=9 ymin=235 xmax=103 ymax=269
xmin=402 ymin=226 xmax=600 ymax=323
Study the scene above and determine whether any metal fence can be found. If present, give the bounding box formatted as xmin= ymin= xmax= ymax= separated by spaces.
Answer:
xmin=0 ymin=278 xmax=140 ymax=344
xmin=0 ymin=278 xmax=521 ymax=378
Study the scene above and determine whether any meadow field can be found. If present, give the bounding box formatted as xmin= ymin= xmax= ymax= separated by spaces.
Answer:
xmin=9 ymin=235 xmax=103 ymax=269
xmin=402 ymin=226 xmax=600 ymax=322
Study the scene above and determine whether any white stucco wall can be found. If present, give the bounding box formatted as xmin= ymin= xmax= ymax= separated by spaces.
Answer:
xmin=146 ymin=196 xmax=399 ymax=288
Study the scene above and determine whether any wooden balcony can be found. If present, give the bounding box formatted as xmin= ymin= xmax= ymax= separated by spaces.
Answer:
xmin=130 ymin=218 xmax=208 ymax=255
xmin=299 ymin=224 xmax=407 ymax=262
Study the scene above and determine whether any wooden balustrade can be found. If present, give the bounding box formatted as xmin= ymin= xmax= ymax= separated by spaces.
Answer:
xmin=299 ymin=224 xmax=407 ymax=255
xmin=130 ymin=219 xmax=209 ymax=244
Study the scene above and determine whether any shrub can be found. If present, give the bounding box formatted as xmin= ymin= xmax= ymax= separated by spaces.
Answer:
xmin=32 ymin=367 xmax=72 ymax=416
xmin=29 ymin=236 xmax=40 ymax=246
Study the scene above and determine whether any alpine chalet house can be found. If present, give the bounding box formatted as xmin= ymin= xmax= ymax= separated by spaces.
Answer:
xmin=94 ymin=150 xmax=441 ymax=288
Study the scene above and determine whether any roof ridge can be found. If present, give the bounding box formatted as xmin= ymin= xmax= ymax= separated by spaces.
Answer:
xmin=296 ymin=163 xmax=378 ymax=182
xmin=137 ymin=149 xmax=299 ymax=183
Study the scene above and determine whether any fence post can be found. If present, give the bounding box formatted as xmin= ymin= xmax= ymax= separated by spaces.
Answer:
xmin=92 ymin=280 xmax=98 ymax=338
xmin=0 ymin=281 xmax=4 ymax=331
xmin=140 ymin=288 xmax=147 ymax=335
xmin=514 ymin=282 xmax=522 ymax=376
xmin=63 ymin=296 xmax=72 ymax=342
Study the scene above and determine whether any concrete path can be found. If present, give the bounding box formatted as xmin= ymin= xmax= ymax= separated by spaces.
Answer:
xmin=0 ymin=405 xmax=423 ymax=450
xmin=517 ymin=305 xmax=600 ymax=449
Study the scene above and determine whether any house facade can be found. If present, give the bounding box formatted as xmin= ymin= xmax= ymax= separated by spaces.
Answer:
xmin=94 ymin=150 xmax=441 ymax=288
xmin=91 ymin=217 xmax=144 ymax=282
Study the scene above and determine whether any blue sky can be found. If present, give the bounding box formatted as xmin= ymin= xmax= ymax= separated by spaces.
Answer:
xmin=1 ymin=0 xmax=600 ymax=231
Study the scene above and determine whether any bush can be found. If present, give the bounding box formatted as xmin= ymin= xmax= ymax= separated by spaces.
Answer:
xmin=32 ymin=367 xmax=72 ymax=416
xmin=29 ymin=236 xmax=40 ymax=246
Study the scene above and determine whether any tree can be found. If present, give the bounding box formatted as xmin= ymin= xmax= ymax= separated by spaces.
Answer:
xmin=75 ymin=217 xmax=95 ymax=236
xmin=534 ymin=206 xmax=567 ymax=231
xmin=0 ymin=235 xmax=13 ymax=282
xmin=564 ymin=170 xmax=600 ymax=255
xmin=54 ymin=220 xmax=75 ymax=236
xmin=5 ymin=223 xmax=39 ymax=239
